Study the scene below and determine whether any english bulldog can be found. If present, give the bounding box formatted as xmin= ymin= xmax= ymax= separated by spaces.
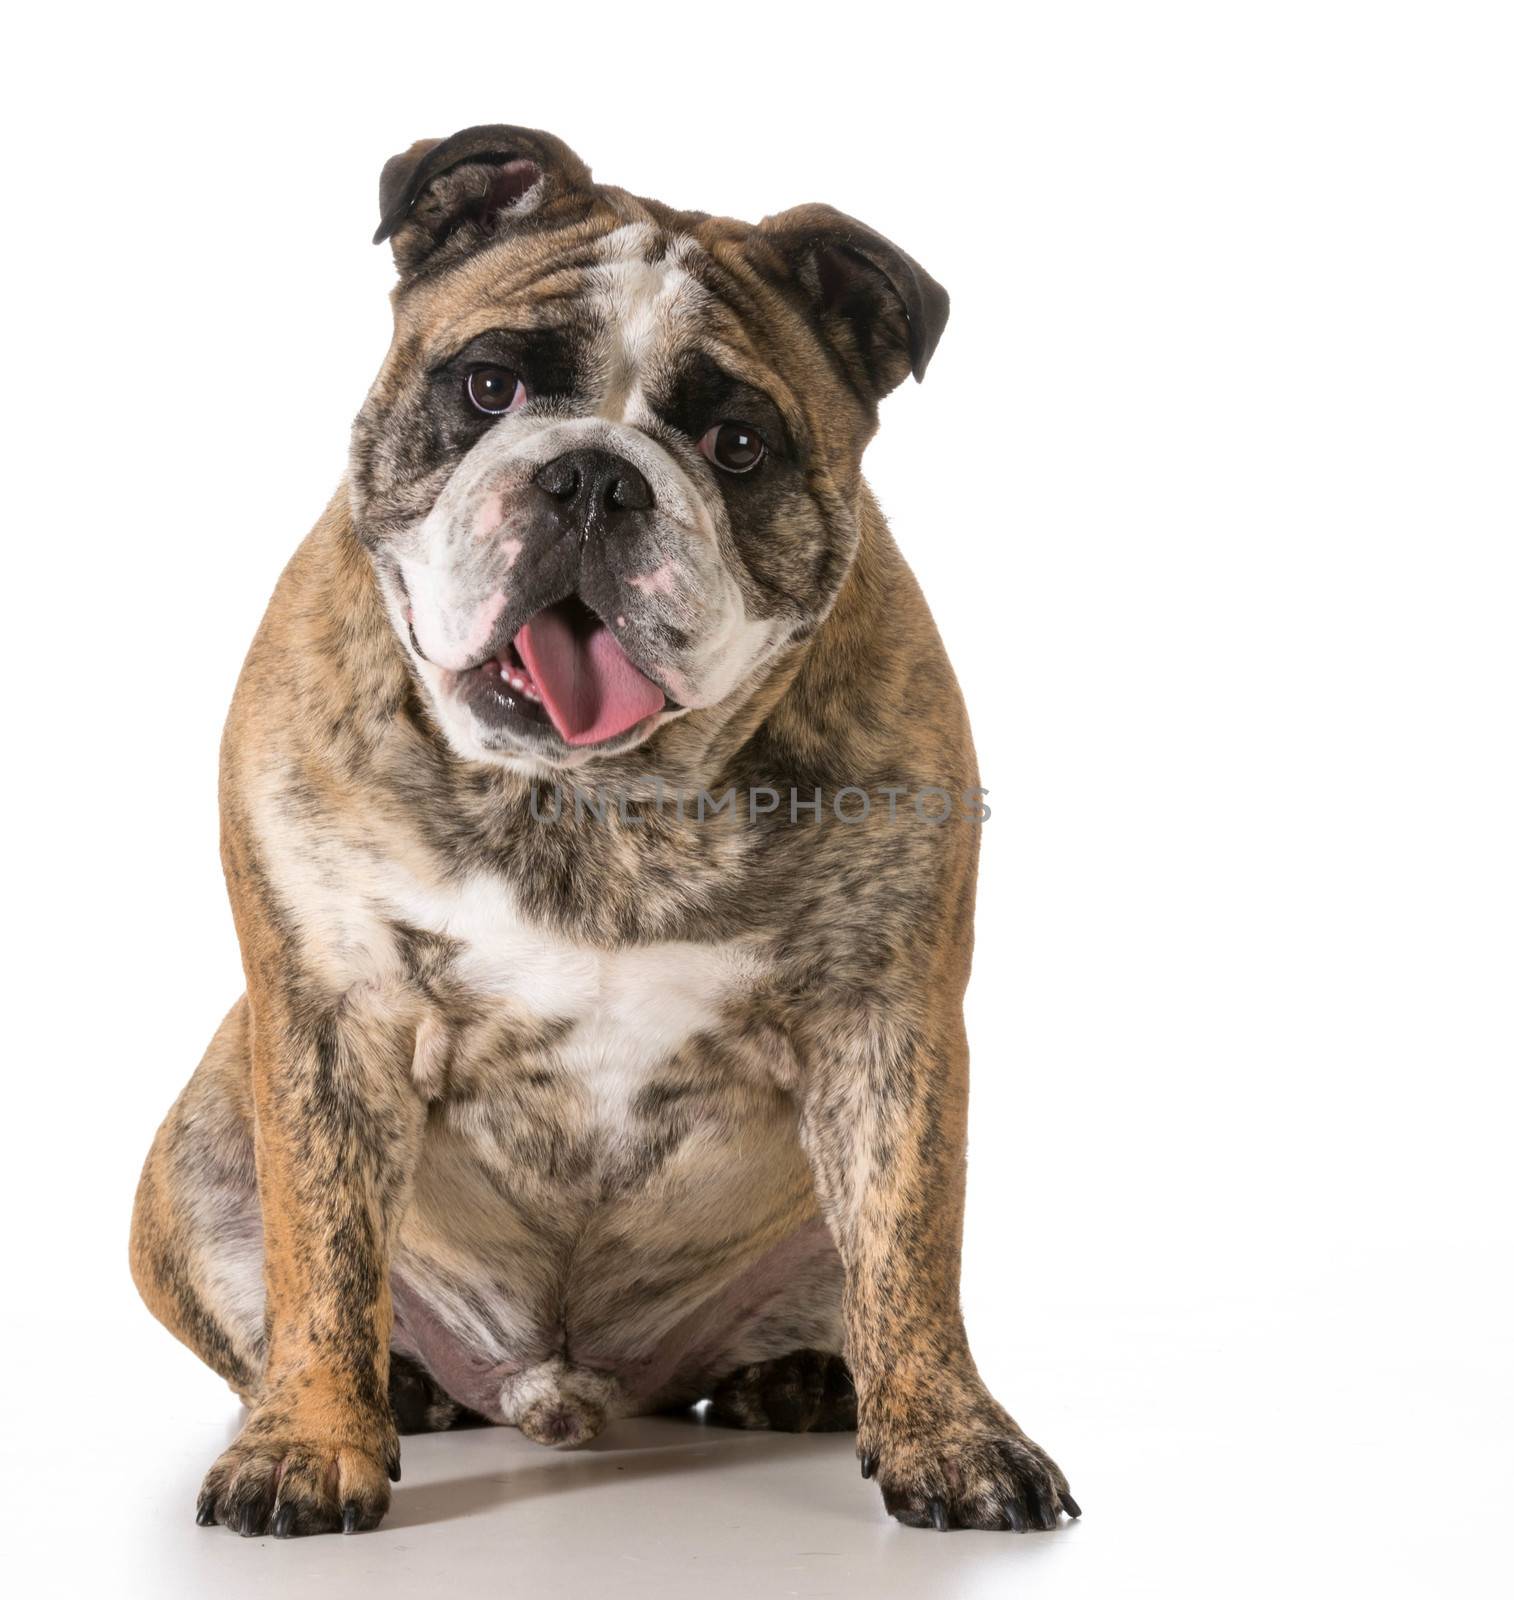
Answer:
xmin=130 ymin=124 xmax=1078 ymax=1539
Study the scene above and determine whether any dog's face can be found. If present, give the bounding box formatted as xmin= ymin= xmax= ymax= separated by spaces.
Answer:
xmin=349 ymin=127 xmax=948 ymax=771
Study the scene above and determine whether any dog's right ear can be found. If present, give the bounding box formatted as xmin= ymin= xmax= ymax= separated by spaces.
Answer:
xmin=373 ymin=125 xmax=593 ymax=278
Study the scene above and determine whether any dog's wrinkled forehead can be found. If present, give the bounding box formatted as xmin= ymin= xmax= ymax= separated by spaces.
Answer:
xmin=588 ymin=225 xmax=703 ymax=343
xmin=560 ymin=223 xmax=716 ymax=422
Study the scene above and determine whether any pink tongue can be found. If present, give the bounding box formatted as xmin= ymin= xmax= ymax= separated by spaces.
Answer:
xmin=515 ymin=606 xmax=665 ymax=746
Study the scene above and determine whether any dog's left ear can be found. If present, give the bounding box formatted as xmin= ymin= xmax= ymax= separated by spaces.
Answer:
xmin=373 ymin=124 xmax=594 ymax=277
xmin=755 ymin=204 xmax=950 ymax=397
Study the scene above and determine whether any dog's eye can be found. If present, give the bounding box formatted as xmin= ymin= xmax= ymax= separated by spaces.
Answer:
xmin=699 ymin=422 xmax=765 ymax=473
xmin=466 ymin=366 xmax=527 ymax=415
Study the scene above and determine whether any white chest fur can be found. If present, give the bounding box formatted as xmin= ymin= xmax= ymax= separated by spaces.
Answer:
xmin=381 ymin=868 xmax=765 ymax=1114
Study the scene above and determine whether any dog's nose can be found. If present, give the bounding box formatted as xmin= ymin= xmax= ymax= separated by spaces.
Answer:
xmin=534 ymin=448 xmax=653 ymax=524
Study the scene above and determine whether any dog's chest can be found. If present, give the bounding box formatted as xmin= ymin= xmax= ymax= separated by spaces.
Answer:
xmin=379 ymin=867 xmax=767 ymax=1124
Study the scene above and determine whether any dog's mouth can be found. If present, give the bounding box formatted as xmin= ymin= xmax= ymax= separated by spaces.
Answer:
xmin=457 ymin=594 xmax=670 ymax=747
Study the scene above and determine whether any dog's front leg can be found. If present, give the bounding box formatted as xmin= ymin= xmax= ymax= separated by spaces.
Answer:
xmin=797 ymin=990 xmax=1079 ymax=1532
xmin=194 ymin=967 xmax=425 ymax=1538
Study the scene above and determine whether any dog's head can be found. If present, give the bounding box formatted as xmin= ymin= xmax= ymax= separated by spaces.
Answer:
xmin=350 ymin=124 xmax=948 ymax=771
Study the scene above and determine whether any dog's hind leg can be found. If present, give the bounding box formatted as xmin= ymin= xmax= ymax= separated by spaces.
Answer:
xmin=708 ymin=1348 xmax=857 ymax=1432
xmin=130 ymin=998 xmax=268 ymax=1403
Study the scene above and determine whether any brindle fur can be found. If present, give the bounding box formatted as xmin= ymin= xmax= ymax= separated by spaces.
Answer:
xmin=130 ymin=125 xmax=1077 ymax=1539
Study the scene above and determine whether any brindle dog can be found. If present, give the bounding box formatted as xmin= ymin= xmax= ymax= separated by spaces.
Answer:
xmin=130 ymin=124 xmax=1078 ymax=1539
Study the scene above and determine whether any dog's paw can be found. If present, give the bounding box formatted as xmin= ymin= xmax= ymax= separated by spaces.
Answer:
xmin=860 ymin=1422 xmax=1079 ymax=1532
xmin=709 ymin=1348 xmax=857 ymax=1432
xmin=195 ymin=1412 xmax=399 ymax=1537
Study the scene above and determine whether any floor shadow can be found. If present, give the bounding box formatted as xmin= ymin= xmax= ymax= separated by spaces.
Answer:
xmin=386 ymin=1416 xmax=856 ymax=1530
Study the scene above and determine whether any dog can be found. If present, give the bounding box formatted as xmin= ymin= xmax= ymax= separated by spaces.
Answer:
xmin=129 ymin=124 xmax=1078 ymax=1539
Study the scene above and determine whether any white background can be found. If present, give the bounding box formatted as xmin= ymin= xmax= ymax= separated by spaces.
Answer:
xmin=3 ymin=3 xmax=1510 ymax=1596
